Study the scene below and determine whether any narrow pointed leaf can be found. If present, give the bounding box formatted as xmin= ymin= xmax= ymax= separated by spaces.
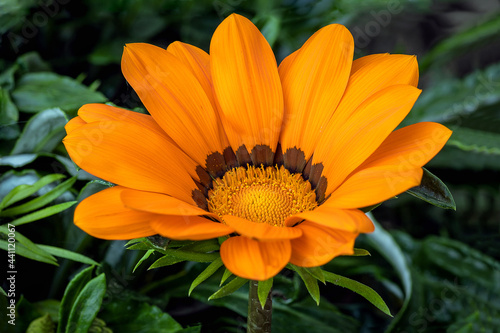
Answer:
xmin=322 ymin=270 xmax=392 ymax=317
xmin=288 ymin=264 xmax=320 ymax=305
xmin=189 ymin=257 xmax=224 ymax=296
xmin=257 ymin=278 xmax=273 ymax=309
xmin=148 ymin=255 xmax=185 ymax=269
xmin=133 ymin=249 xmax=154 ymax=273
xmin=208 ymin=277 xmax=248 ymax=300
xmin=407 ymin=168 xmax=455 ymax=210
xmin=304 ymin=266 xmax=325 ymax=283
xmin=36 ymin=244 xmax=99 ymax=266
xmin=10 ymin=201 xmax=77 ymax=226
xmin=352 ymin=248 xmax=371 ymax=256
xmin=0 ymin=173 xmax=65 ymax=211
xmin=220 ymin=268 xmax=233 ymax=286
xmin=0 ymin=176 xmax=77 ymax=217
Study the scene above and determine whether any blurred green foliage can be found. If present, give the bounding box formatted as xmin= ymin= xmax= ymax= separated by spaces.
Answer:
xmin=1 ymin=0 xmax=499 ymax=332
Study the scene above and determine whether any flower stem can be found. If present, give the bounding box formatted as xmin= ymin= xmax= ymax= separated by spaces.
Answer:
xmin=247 ymin=280 xmax=272 ymax=333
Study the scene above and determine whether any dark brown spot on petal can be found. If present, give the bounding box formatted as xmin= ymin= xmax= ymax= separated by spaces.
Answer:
xmin=308 ymin=163 xmax=324 ymax=189
xmin=192 ymin=188 xmax=208 ymax=210
xmin=315 ymin=176 xmax=328 ymax=203
xmin=283 ymin=147 xmax=307 ymax=173
xmin=205 ymin=152 xmax=226 ymax=178
xmin=250 ymin=144 xmax=274 ymax=166
xmin=274 ymin=143 xmax=283 ymax=166
xmin=223 ymin=146 xmax=238 ymax=169
xmin=302 ymin=156 xmax=313 ymax=180
xmin=196 ymin=165 xmax=212 ymax=191
xmin=236 ymin=145 xmax=252 ymax=166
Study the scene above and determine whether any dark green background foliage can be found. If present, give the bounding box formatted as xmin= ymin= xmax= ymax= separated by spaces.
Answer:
xmin=1 ymin=0 xmax=499 ymax=332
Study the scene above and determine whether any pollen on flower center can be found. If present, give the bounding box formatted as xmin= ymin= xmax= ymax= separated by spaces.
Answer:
xmin=207 ymin=165 xmax=318 ymax=227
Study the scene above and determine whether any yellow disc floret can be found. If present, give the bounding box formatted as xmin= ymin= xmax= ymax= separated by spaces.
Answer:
xmin=207 ymin=165 xmax=317 ymax=227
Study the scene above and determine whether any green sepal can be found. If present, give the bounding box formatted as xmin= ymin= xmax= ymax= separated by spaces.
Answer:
xmin=220 ymin=268 xmax=233 ymax=286
xmin=360 ymin=202 xmax=382 ymax=213
xmin=322 ymin=270 xmax=392 ymax=317
xmin=352 ymin=248 xmax=371 ymax=256
xmin=208 ymin=277 xmax=248 ymax=300
xmin=133 ymin=249 xmax=154 ymax=273
xmin=304 ymin=266 xmax=325 ymax=284
xmin=181 ymin=238 xmax=220 ymax=253
xmin=257 ymin=278 xmax=273 ymax=309
xmin=189 ymin=257 xmax=224 ymax=296
xmin=407 ymin=167 xmax=456 ymax=210
xmin=288 ymin=264 xmax=320 ymax=305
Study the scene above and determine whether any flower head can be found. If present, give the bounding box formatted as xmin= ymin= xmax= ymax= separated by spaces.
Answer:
xmin=63 ymin=14 xmax=451 ymax=280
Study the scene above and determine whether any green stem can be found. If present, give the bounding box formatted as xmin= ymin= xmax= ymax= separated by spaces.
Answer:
xmin=247 ymin=280 xmax=272 ymax=333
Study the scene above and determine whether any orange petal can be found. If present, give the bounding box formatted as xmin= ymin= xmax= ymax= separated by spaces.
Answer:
xmin=74 ymin=186 xmax=156 ymax=240
xmin=359 ymin=122 xmax=452 ymax=170
xmin=350 ymin=53 xmax=388 ymax=75
xmin=286 ymin=207 xmax=374 ymax=233
xmin=150 ymin=215 xmax=234 ymax=240
xmin=279 ymin=24 xmax=354 ymax=166
xmin=78 ymin=103 xmax=166 ymax=137
xmin=222 ymin=215 xmax=302 ymax=241
xmin=121 ymin=189 xmax=212 ymax=216
xmin=65 ymin=116 xmax=86 ymax=134
xmin=210 ymin=14 xmax=283 ymax=160
xmin=290 ymin=222 xmax=356 ymax=267
xmin=332 ymin=55 xmax=419 ymax=131
xmin=63 ymin=120 xmax=198 ymax=204
xmin=313 ymin=85 xmax=421 ymax=195
xmin=327 ymin=166 xmax=423 ymax=209
xmin=122 ymin=43 xmax=226 ymax=169
xmin=220 ymin=236 xmax=291 ymax=280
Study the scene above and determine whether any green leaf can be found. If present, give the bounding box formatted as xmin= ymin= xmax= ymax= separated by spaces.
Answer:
xmin=322 ymin=270 xmax=392 ymax=317
xmin=220 ymin=268 xmax=233 ymax=286
xmin=36 ymin=244 xmax=99 ymax=266
xmin=66 ymin=273 xmax=107 ymax=333
xmin=148 ymin=255 xmax=185 ymax=269
xmin=446 ymin=126 xmax=500 ymax=156
xmin=0 ymin=286 xmax=6 ymax=296
xmin=99 ymin=299 xmax=183 ymax=333
xmin=288 ymin=265 xmax=320 ymax=305
xmin=407 ymin=168 xmax=456 ymax=210
xmin=0 ymin=173 xmax=65 ymax=211
xmin=10 ymin=201 xmax=77 ymax=226
xmin=133 ymin=249 xmax=154 ymax=273
xmin=208 ymin=277 xmax=248 ymax=300
xmin=1 ymin=176 xmax=77 ymax=217
xmin=366 ymin=214 xmax=412 ymax=331
xmin=257 ymin=278 xmax=273 ymax=309
xmin=304 ymin=266 xmax=325 ymax=283
xmin=0 ymin=88 xmax=18 ymax=125
xmin=57 ymin=266 xmax=95 ymax=333
xmin=180 ymin=238 xmax=220 ymax=253
xmin=11 ymin=72 xmax=106 ymax=113
xmin=153 ymin=249 xmax=219 ymax=264
xmin=11 ymin=108 xmax=67 ymax=154
xmin=420 ymin=15 xmax=500 ymax=71
xmin=0 ymin=239 xmax=58 ymax=265
xmin=0 ymin=225 xmax=57 ymax=264
xmin=189 ymin=257 xmax=224 ymax=296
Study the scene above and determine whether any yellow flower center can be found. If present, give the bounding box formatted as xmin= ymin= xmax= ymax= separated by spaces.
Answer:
xmin=207 ymin=165 xmax=318 ymax=227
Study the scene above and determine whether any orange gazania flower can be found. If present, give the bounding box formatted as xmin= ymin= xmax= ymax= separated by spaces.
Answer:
xmin=63 ymin=14 xmax=451 ymax=281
